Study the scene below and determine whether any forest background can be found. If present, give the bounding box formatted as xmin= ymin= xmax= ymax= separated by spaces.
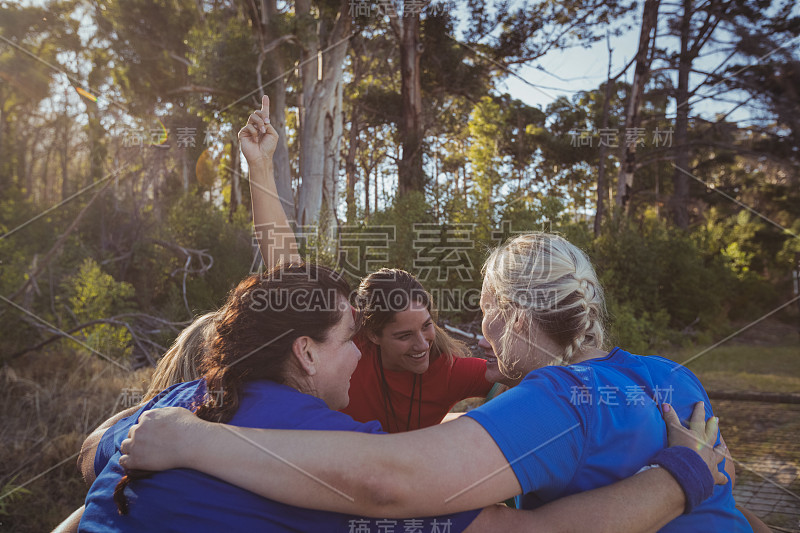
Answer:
xmin=1 ymin=0 xmax=799 ymax=530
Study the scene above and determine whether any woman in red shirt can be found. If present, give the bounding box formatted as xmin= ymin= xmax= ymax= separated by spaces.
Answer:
xmin=341 ymin=268 xmax=507 ymax=432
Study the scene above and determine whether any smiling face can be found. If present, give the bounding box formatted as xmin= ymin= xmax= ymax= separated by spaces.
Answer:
xmin=368 ymin=299 xmax=435 ymax=374
xmin=308 ymin=297 xmax=362 ymax=410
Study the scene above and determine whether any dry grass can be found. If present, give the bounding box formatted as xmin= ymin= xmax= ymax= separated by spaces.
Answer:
xmin=671 ymin=344 xmax=800 ymax=395
xmin=1 ymin=348 xmax=152 ymax=532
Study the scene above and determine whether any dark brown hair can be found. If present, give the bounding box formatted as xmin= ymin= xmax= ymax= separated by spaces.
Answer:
xmin=114 ymin=262 xmax=352 ymax=514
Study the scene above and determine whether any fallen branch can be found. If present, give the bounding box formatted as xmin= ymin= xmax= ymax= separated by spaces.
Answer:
xmin=11 ymin=315 xmax=169 ymax=367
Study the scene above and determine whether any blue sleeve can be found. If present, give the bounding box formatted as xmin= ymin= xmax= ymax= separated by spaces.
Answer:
xmin=93 ymin=403 xmax=150 ymax=476
xmin=93 ymin=382 xmax=194 ymax=476
xmin=463 ymin=367 xmax=589 ymax=498
xmin=93 ymin=424 xmax=119 ymax=476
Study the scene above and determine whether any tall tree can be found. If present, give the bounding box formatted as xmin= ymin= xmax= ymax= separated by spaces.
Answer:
xmin=295 ymin=0 xmax=352 ymax=227
xmin=665 ymin=0 xmax=733 ymax=228
xmin=394 ymin=5 xmax=425 ymax=195
xmin=617 ymin=0 xmax=660 ymax=212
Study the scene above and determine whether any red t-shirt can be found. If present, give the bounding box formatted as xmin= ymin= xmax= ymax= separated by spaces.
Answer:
xmin=341 ymin=336 xmax=493 ymax=432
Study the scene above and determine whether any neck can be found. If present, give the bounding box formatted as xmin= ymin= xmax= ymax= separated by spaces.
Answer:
xmin=285 ymin=373 xmax=317 ymax=399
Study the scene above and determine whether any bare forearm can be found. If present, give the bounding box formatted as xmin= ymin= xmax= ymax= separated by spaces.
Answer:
xmin=183 ymin=423 xmax=420 ymax=516
xmin=524 ymin=468 xmax=685 ymax=533
xmin=249 ymin=160 xmax=299 ymax=266
xmin=467 ymin=468 xmax=684 ymax=533
xmin=179 ymin=419 xmax=517 ymax=518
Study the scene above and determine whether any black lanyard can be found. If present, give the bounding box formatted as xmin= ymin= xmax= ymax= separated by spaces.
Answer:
xmin=376 ymin=347 xmax=423 ymax=432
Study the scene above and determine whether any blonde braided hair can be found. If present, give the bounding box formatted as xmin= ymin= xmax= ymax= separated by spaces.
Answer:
xmin=482 ymin=232 xmax=606 ymax=373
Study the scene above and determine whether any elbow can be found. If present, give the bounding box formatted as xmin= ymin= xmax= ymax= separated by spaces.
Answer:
xmin=355 ymin=461 xmax=414 ymax=516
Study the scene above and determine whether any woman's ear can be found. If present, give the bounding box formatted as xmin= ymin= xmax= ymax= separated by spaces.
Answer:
xmin=291 ymin=336 xmax=317 ymax=376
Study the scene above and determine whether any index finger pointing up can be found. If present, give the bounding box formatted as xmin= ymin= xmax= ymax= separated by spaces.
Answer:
xmin=261 ymin=95 xmax=270 ymax=115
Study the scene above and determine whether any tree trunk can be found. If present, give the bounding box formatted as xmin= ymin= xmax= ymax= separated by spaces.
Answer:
xmin=22 ymin=134 xmax=32 ymax=199
xmin=617 ymin=0 xmax=659 ymax=212
xmin=295 ymin=0 xmax=350 ymax=227
xmin=42 ymin=142 xmax=53 ymax=204
xmin=86 ymin=51 xmax=107 ymax=188
xmin=671 ymin=0 xmax=692 ymax=230
xmin=345 ymin=108 xmax=359 ymax=224
xmin=398 ymin=12 xmax=425 ymax=196
xmin=0 ymin=105 xmax=4 ymax=180
xmin=181 ymin=147 xmax=189 ymax=192
xmin=321 ymin=73 xmax=344 ymax=230
xmin=267 ymin=81 xmax=293 ymax=219
xmin=595 ymin=82 xmax=612 ymax=235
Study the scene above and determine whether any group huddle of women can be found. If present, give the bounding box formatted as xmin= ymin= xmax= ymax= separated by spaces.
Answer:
xmin=58 ymin=96 xmax=768 ymax=532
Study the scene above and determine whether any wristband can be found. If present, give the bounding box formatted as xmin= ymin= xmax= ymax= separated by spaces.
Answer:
xmin=647 ymin=446 xmax=714 ymax=514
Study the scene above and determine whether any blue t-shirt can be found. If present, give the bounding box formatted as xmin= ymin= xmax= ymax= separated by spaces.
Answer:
xmin=81 ymin=380 xmax=480 ymax=533
xmin=464 ymin=347 xmax=751 ymax=532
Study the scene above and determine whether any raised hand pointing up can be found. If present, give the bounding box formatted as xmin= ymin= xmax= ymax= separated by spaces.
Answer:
xmin=238 ymin=95 xmax=279 ymax=167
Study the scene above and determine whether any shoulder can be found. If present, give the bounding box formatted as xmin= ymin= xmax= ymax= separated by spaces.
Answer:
xmin=105 ymin=380 xmax=205 ymax=446
xmin=617 ymin=348 xmax=706 ymax=388
xmin=292 ymin=396 xmax=385 ymax=434
xmin=317 ymin=408 xmax=386 ymax=434
xmin=236 ymin=381 xmax=385 ymax=434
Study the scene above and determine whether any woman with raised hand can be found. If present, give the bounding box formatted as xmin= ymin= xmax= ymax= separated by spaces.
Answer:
xmin=118 ymin=231 xmax=750 ymax=531
xmin=245 ymin=95 xmax=510 ymax=433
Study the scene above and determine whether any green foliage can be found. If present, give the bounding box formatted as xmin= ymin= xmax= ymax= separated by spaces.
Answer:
xmin=695 ymin=208 xmax=780 ymax=319
xmin=592 ymin=212 xmax=732 ymax=343
xmin=605 ymin=298 xmax=672 ymax=354
xmin=0 ymin=476 xmax=32 ymax=516
xmin=96 ymin=0 xmax=201 ymax=115
xmin=157 ymin=192 xmax=254 ymax=312
xmin=699 ymin=209 xmax=763 ymax=278
xmin=776 ymin=219 xmax=800 ymax=268
xmin=371 ymin=191 xmax=436 ymax=274
xmin=61 ymin=258 xmax=135 ymax=360
xmin=468 ymin=97 xmax=505 ymax=242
